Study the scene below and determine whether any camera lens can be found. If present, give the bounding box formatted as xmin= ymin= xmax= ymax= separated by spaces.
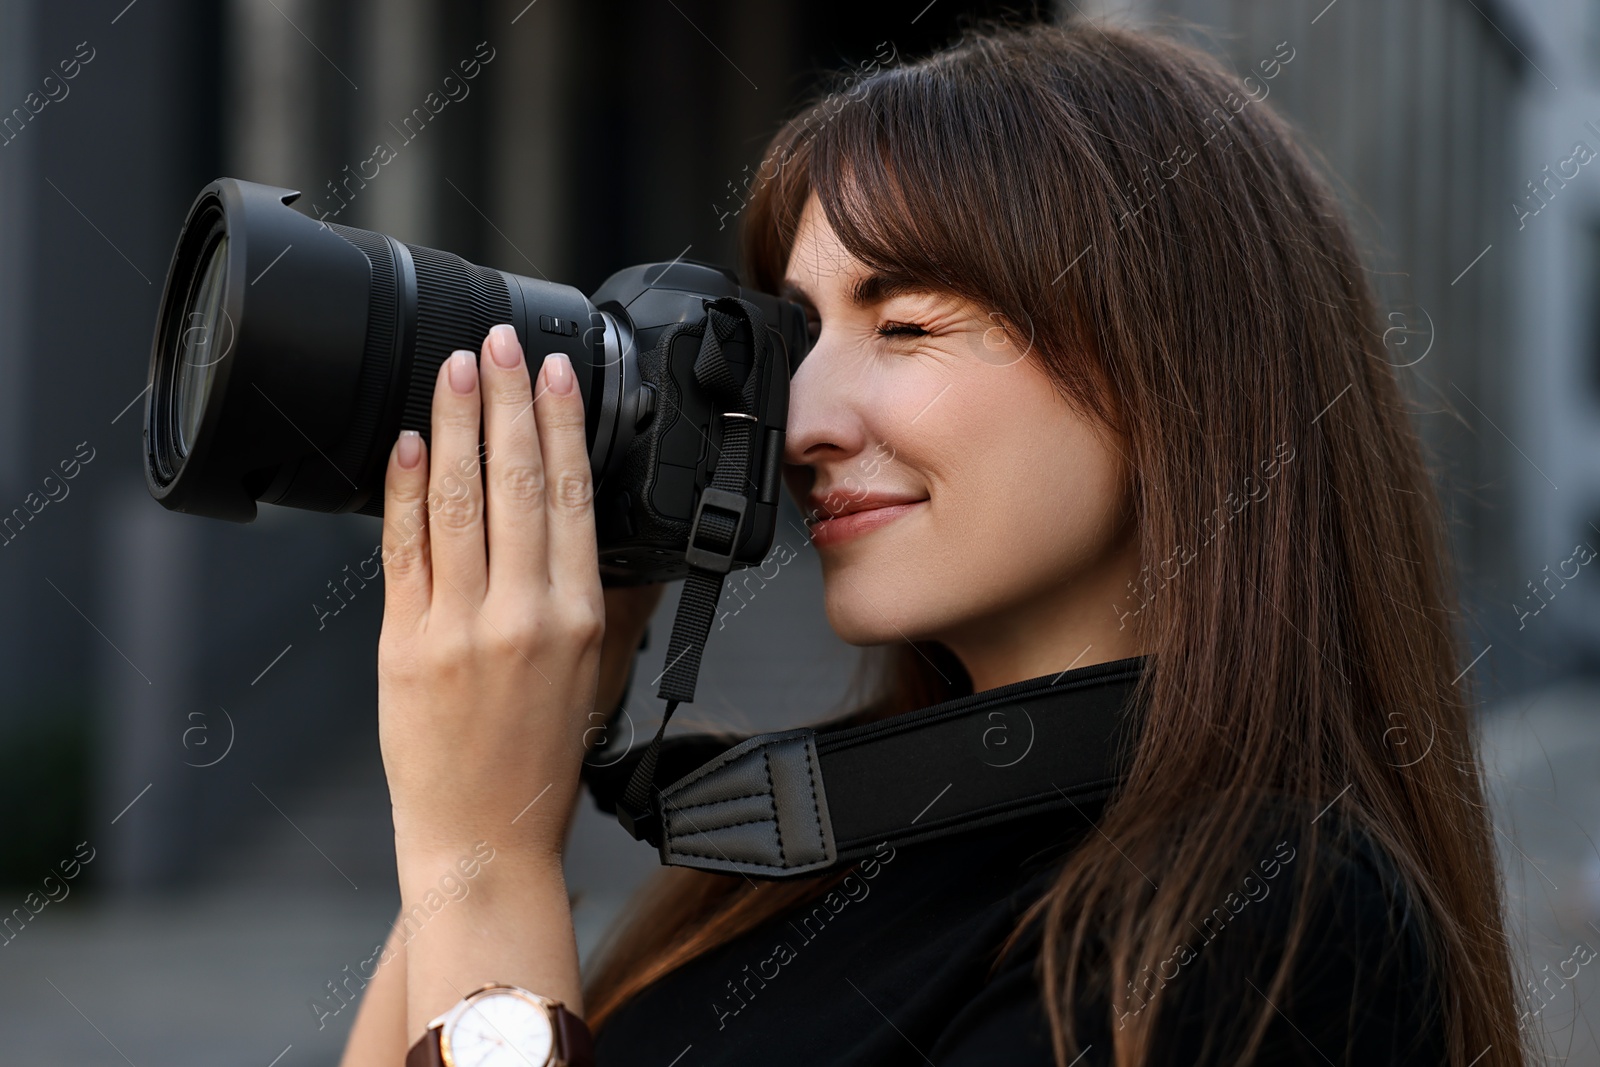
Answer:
xmin=144 ymin=178 xmax=617 ymax=522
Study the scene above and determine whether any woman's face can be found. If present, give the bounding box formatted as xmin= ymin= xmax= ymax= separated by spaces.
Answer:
xmin=779 ymin=192 xmax=1144 ymax=690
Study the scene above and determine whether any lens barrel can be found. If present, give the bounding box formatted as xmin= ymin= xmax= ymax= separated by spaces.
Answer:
xmin=145 ymin=178 xmax=610 ymax=522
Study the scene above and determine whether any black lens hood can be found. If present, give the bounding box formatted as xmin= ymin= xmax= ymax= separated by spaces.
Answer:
xmin=146 ymin=179 xmax=378 ymax=521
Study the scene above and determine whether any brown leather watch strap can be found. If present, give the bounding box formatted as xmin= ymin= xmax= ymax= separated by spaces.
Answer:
xmin=405 ymin=997 xmax=595 ymax=1067
xmin=405 ymin=1025 xmax=442 ymax=1067
xmin=553 ymin=1003 xmax=597 ymax=1067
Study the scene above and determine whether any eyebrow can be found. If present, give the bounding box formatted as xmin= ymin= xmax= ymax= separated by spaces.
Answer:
xmin=780 ymin=271 xmax=940 ymax=310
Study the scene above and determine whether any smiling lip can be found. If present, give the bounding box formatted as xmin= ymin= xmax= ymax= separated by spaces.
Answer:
xmin=803 ymin=492 xmax=926 ymax=548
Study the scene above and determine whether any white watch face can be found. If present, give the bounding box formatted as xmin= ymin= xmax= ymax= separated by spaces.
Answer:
xmin=442 ymin=990 xmax=556 ymax=1067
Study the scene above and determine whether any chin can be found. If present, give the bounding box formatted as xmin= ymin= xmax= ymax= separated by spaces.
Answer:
xmin=827 ymin=615 xmax=901 ymax=647
xmin=821 ymin=571 xmax=933 ymax=647
xmin=822 ymin=595 xmax=893 ymax=645
xmin=820 ymin=583 xmax=894 ymax=646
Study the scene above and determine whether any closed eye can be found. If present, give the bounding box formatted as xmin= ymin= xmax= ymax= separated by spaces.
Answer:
xmin=803 ymin=317 xmax=929 ymax=342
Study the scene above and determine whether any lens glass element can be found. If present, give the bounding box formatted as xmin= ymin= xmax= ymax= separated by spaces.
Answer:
xmin=174 ymin=234 xmax=230 ymax=457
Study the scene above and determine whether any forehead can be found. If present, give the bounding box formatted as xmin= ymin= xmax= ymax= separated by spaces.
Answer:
xmin=783 ymin=194 xmax=857 ymax=287
xmin=780 ymin=194 xmax=940 ymax=308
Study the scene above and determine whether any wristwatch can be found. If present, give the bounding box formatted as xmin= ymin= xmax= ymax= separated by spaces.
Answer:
xmin=405 ymin=983 xmax=596 ymax=1067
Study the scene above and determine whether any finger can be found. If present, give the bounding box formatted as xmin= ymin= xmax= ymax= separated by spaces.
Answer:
xmin=479 ymin=324 xmax=547 ymax=599
xmin=380 ymin=430 xmax=432 ymax=626
xmin=427 ymin=349 xmax=489 ymax=611
xmin=533 ymin=352 xmax=601 ymax=600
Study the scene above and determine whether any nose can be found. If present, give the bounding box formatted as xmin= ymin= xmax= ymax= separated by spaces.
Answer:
xmin=782 ymin=337 xmax=868 ymax=469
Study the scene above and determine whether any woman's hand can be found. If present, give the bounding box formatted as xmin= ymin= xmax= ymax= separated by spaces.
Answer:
xmin=377 ymin=324 xmax=603 ymax=869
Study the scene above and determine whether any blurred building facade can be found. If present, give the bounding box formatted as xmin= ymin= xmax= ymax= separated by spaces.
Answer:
xmin=4 ymin=0 xmax=1600 ymax=1061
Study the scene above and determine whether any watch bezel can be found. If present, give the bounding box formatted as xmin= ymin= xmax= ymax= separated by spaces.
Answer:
xmin=436 ymin=983 xmax=562 ymax=1067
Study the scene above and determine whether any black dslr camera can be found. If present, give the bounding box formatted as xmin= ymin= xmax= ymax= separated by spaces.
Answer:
xmin=144 ymin=177 xmax=809 ymax=586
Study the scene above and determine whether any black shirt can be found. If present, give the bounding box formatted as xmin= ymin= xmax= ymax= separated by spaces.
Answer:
xmin=591 ymin=792 xmax=1447 ymax=1066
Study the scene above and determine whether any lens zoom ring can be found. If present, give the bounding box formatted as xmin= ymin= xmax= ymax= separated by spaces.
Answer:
xmin=405 ymin=243 xmax=512 ymax=435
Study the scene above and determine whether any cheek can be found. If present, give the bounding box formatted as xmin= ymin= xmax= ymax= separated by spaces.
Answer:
xmin=900 ymin=381 xmax=1131 ymax=601
xmin=1024 ymin=369 xmax=1127 ymax=530
xmin=830 ymin=364 xmax=959 ymax=491
xmin=1021 ymin=422 xmax=1130 ymax=548
xmin=864 ymin=364 xmax=958 ymax=437
xmin=815 ymin=360 xmax=1132 ymax=641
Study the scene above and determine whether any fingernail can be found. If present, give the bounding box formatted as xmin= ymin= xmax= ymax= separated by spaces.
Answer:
xmin=489 ymin=324 xmax=521 ymax=369
xmin=543 ymin=352 xmax=574 ymax=395
xmin=397 ymin=429 xmax=422 ymax=469
xmin=448 ymin=350 xmax=476 ymax=394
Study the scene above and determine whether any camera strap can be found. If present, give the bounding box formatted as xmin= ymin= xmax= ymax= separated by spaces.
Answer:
xmin=590 ymin=654 xmax=1148 ymax=878
xmin=615 ymin=296 xmax=770 ymax=842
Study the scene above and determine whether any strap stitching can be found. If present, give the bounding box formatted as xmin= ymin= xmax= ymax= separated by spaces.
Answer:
xmin=670 ymin=789 xmax=773 ymax=811
xmin=669 ymin=814 xmax=776 ymax=834
xmin=671 ymin=846 xmax=780 ymax=863
xmin=802 ymin=738 xmax=823 ymax=858
xmin=763 ymin=747 xmax=786 ymax=865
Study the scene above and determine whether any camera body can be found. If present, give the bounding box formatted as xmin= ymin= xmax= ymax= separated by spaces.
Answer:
xmin=587 ymin=263 xmax=799 ymax=584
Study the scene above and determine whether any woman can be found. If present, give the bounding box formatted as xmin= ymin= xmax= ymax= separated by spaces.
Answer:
xmin=341 ymin=18 xmax=1525 ymax=1067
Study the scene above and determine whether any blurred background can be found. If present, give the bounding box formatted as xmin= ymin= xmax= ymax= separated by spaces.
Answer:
xmin=0 ymin=0 xmax=1596 ymax=1061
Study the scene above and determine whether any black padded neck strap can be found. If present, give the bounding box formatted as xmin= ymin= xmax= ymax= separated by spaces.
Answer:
xmin=588 ymin=655 xmax=1149 ymax=878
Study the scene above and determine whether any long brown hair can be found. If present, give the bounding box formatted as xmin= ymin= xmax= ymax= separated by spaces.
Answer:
xmin=583 ymin=17 xmax=1525 ymax=1066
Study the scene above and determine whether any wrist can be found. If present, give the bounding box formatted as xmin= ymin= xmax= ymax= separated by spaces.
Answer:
xmin=398 ymin=860 xmax=586 ymax=1051
xmin=390 ymin=772 xmax=582 ymax=862
xmin=394 ymin=834 xmax=565 ymax=893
